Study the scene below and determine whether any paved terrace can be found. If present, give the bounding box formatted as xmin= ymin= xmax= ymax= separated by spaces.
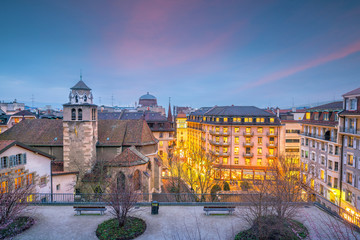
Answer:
xmin=14 ymin=205 xmax=359 ymax=240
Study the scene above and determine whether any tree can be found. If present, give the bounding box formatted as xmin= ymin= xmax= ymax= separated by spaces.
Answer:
xmin=0 ymin=174 xmax=35 ymax=227
xmin=106 ymin=172 xmax=139 ymax=227
xmin=183 ymin=149 xmax=218 ymax=201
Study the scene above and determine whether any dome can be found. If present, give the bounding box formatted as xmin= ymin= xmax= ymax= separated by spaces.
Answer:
xmin=140 ymin=92 xmax=156 ymax=100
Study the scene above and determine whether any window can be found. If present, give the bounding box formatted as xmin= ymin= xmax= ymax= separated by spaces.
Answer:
xmin=346 ymin=189 xmax=352 ymax=203
xmin=224 ymin=118 xmax=228 ymax=122
xmin=215 ymin=127 xmax=220 ymax=132
xmin=14 ymin=177 xmax=22 ymax=189
xmin=328 ymin=160 xmax=333 ymax=170
xmin=323 ymin=113 xmax=329 ymax=121
xmin=306 ymin=112 xmax=310 ymax=120
xmin=269 ymin=127 xmax=275 ymax=134
xmin=269 ymin=148 xmax=274 ymax=156
xmin=235 ymin=127 xmax=239 ymax=133
xmin=159 ymin=150 xmax=163 ymax=156
xmin=257 ymin=147 xmax=262 ymax=155
xmin=234 ymin=147 xmax=239 ymax=154
xmin=334 ymin=178 xmax=338 ymax=189
xmin=223 ymin=147 xmax=228 ymax=153
xmin=26 ymin=174 xmax=33 ymax=185
xmin=159 ymin=132 xmax=163 ymax=138
xmin=234 ymin=137 xmax=239 ymax=144
xmin=328 ymin=176 xmax=332 ymax=187
xmin=159 ymin=141 xmax=163 ymax=147
xmin=245 ymin=137 xmax=251 ymax=143
xmin=234 ymin=118 xmax=241 ymax=122
xmin=257 ymin=158 xmax=262 ymax=166
xmin=350 ymin=99 xmax=357 ymax=110
xmin=320 ymin=169 xmax=325 ymax=180
xmin=223 ymin=127 xmax=228 ymax=133
xmin=246 ymin=127 xmax=251 ymax=133
xmin=223 ymin=158 xmax=228 ymax=164
xmin=258 ymin=137 xmax=262 ymax=144
xmin=244 ymin=118 xmax=253 ymax=122
xmin=56 ymin=184 xmax=60 ymax=191
xmin=77 ymin=109 xmax=82 ymax=120
xmin=314 ymin=113 xmax=319 ymax=120
xmin=216 ymin=118 xmax=219 ymax=122
xmin=245 ymin=158 xmax=250 ymax=165
xmin=334 ymin=162 xmax=339 ymax=171
xmin=321 ymin=156 xmax=325 ymax=165
xmin=270 ymin=118 xmax=274 ymax=123
xmin=334 ymin=114 xmax=338 ymax=121
xmin=234 ymin=157 xmax=239 ymax=164
xmin=348 ymin=154 xmax=354 ymax=166
xmin=285 ymin=139 xmax=300 ymax=143
xmin=348 ymin=137 xmax=354 ymax=148
xmin=257 ymin=127 xmax=263 ymax=133
xmin=71 ymin=108 xmax=76 ymax=120
xmin=347 ymin=172 xmax=353 ymax=184
xmin=216 ymin=136 xmax=220 ymax=143
xmin=223 ymin=137 xmax=228 ymax=143
xmin=0 ymin=156 xmax=8 ymax=169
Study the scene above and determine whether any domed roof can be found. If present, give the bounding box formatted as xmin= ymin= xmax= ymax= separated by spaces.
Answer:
xmin=140 ymin=92 xmax=156 ymax=100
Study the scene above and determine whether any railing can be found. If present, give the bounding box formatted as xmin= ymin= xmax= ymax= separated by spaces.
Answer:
xmin=209 ymin=130 xmax=230 ymax=136
xmin=300 ymin=132 xmax=336 ymax=142
xmin=24 ymin=192 xmax=304 ymax=205
xmin=243 ymin=142 xmax=254 ymax=147
xmin=266 ymin=153 xmax=276 ymax=158
xmin=340 ymin=127 xmax=360 ymax=135
xmin=266 ymin=132 xmax=277 ymax=137
xmin=243 ymin=131 xmax=254 ymax=136
xmin=266 ymin=142 xmax=277 ymax=147
xmin=209 ymin=140 xmax=230 ymax=146
xmin=243 ymin=152 xmax=253 ymax=157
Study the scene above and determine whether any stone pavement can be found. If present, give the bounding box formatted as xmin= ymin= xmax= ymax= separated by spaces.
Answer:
xmin=12 ymin=205 xmax=359 ymax=240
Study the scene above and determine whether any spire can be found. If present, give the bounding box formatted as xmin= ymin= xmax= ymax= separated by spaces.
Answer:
xmin=167 ymin=97 xmax=173 ymax=122
xmin=80 ymin=69 xmax=82 ymax=81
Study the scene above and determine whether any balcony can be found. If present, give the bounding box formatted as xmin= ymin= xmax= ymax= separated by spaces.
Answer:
xmin=209 ymin=140 xmax=230 ymax=146
xmin=266 ymin=132 xmax=278 ymax=137
xmin=266 ymin=153 xmax=276 ymax=158
xmin=209 ymin=130 xmax=230 ymax=136
xmin=243 ymin=152 xmax=254 ymax=158
xmin=243 ymin=142 xmax=254 ymax=147
xmin=340 ymin=127 xmax=360 ymax=136
xmin=266 ymin=142 xmax=277 ymax=148
xmin=300 ymin=132 xmax=336 ymax=142
xmin=243 ymin=131 xmax=254 ymax=136
xmin=210 ymin=150 xmax=230 ymax=157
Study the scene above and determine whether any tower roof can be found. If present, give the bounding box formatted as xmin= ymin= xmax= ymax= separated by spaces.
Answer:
xmin=140 ymin=92 xmax=156 ymax=100
xmin=71 ymin=80 xmax=91 ymax=90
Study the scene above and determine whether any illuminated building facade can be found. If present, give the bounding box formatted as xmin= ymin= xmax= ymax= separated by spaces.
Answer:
xmin=176 ymin=113 xmax=187 ymax=155
xmin=187 ymin=106 xmax=285 ymax=184
xmin=339 ymin=87 xmax=360 ymax=215
xmin=300 ymin=101 xmax=343 ymax=210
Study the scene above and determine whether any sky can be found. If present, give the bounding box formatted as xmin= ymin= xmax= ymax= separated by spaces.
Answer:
xmin=1 ymin=0 xmax=360 ymax=110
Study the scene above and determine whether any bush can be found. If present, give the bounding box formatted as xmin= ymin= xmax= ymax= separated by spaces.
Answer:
xmin=240 ymin=181 xmax=252 ymax=191
xmin=223 ymin=182 xmax=230 ymax=191
xmin=235 ymin=216 xmax=308 ymax=240
xmin=0 ymin=216 xmax=34 ymax=239
xmin=96 ymin=217 xmax=146 ymax=240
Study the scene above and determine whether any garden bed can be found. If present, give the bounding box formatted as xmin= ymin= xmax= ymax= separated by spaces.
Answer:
xmin=96 ymin=217 xmax=146 ymax=240
xmin=0 ymin=216 xmax=35 ymax=239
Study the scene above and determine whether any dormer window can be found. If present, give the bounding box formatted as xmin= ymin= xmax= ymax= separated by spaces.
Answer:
xmin=314 ymin=113 xmax=319 ymax=121
xmin=350 ymin=99 xmax=357 ymax=110
xmin=323 ymin=113 xmax=329 ymax=121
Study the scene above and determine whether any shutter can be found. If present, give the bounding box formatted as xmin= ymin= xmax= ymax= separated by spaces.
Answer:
xmin=354 ymin=175 xmax=356 ymax=187
xmin=23 ymin=153 xmax=26 ymax=164
xmin=345 ymin=118 xmax=349 ymax=128
xmin=344 ymin=154 xmax=347 ymax=164
xmin=9 ymin=156 xmax=13 ymax=167
xmin=0 ymin=158 xmax=2 ymax=169
xmin=345 ymin=136 xmax=348 ymax=146
xmin=354 ymin=139 xmax=357 ymax=149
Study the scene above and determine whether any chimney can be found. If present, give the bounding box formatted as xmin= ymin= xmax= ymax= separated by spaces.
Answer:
xmin=276 ymin=107 xmax=280 ymax=117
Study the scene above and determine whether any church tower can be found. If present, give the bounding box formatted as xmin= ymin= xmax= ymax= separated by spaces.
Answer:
xmin=63 ymin=78 xmax=98 ymax=174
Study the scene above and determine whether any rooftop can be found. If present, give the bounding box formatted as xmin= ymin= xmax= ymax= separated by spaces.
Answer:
xmin=71 ymin=80 xmax=91 ymax=91
xmin=139 ymin=92 xmax=156 ymax=100
xmin=343 ymin=87 xmax=360 ymax=97
xmin=204 ymin=106 xmax=275 ymax=117
xmin=308 ymin=101 xmax=343 ymax=111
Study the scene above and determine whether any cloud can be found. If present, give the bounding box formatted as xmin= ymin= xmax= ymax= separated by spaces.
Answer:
xmin=240 ymin=39 xmax=360 ymax=90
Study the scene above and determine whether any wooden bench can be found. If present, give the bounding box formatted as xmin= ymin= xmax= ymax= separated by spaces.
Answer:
xmin=203 ymin=206 xmax=235 ymax=216
xmin=73 ymin=206 xmax=106 ymax=215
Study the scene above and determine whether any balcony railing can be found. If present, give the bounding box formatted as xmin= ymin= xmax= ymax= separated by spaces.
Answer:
xmin=340 ymin=127 xmax=360 ymax=135
xmin=243 ymin=142 xmax=254 ymax=147
xmin=209 ymin=140 xmax=230 ymax=146
xmin=243 ymin=152 xmax=254 ymax=157
xmin=300 ymin=132 xmax=336 ymax=142
xmin=243 ymin=131 xmax=254 ymax=136
xmin=266 ymin=153 xmax=276 ymax=158
xmin=209 ymin=130 xmax=230 ymax=136
xmin=266 ymin=132 xmax=278 ymax=137
xmin=266 ymin=142 xmax=277 ymax=148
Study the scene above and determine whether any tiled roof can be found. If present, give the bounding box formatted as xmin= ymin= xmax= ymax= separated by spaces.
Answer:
xmin=343 ymin=87 xmax=360 ymax=97
xmin=12 ymin=110 xmax=35 ymax=116
xmin=106 ymin=146 xmax=149 ymax=167
xmin=0 ymin=119 xmax=157 ymax=147
xmin=119 ymin=112 xmax=144 ymax=120
xmin=71 ymin=80 xmax=91 ymax=90
xmin=0 ymin=109 xmax=5 ymax=115
xmin=177 ymin=113 xmax=186 ymax=118
xmin=339 ymin=110 xmax=360 ymax=116
xmin=98 ymin=112 xmax=122 ymax=120
xmin=204 ymin=106 xmax=274 ymax=117
xmin=0 ymin=119 xmax=63 ymax=145
xmin=0 ymin=140 xmax=55 ymax=159
xmin=308 ymin=101 xmax=343 ymax=111
xmin=0 ymin=140 xmax=15 ymax=152
xmin=190 ymin=107 xmax=212 ymax=116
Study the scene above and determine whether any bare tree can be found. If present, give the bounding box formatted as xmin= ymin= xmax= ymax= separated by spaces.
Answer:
xmin=0 ymin=174 xmax=35 ymax=227
xmin=106 ymin=173 xmax=139 ymax=227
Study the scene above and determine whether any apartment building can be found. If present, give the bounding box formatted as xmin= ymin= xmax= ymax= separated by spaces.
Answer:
xmin=339 ymin=87 xmax=360 ymax=214
xmin=187 ymin=106 xmax=285 ymax=184
xmin=300 ymin=101 xmax=343 ymax=209
xmin=176 ymin=113 xmax=187 ymax=157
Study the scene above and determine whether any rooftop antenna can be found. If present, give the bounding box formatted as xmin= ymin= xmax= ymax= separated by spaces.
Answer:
xmin=80 ymin=69 xmax=82 ymax=81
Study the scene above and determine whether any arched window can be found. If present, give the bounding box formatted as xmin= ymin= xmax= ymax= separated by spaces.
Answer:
xmin=71 ymin=109 xmax=76 ymax=120
xmin=78 ymin=109 xmax=82 ymax=121
xmin=133 ymin=170 xmax=141 ymax=191
xmin=84 ymin=94 xmax=87 ymax=102
xmin=117 ymin=172 xmax=126 ymax=190
xmin=75 ymin=95 xmax=79 ymax=103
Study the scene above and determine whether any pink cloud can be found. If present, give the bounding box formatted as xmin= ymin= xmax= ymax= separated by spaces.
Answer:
xmin=241 ymin=39 xmax=360 ymax=90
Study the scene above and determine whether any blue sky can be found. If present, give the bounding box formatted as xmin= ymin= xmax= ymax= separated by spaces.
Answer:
xmin=1 ymin=0 xmax=360 ymax=109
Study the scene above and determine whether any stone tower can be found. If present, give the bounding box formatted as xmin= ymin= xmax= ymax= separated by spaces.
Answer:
xmin=63 ymin=78 xmax=98 ymax=173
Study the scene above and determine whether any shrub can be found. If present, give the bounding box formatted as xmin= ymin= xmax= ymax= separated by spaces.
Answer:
xmin=96 ymin=217 xmax=146 ymax=240
xmin=223 ymin=182 xmax=230 ymax=191
xmin=0 ymin=216 xmax=34 ymax=239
